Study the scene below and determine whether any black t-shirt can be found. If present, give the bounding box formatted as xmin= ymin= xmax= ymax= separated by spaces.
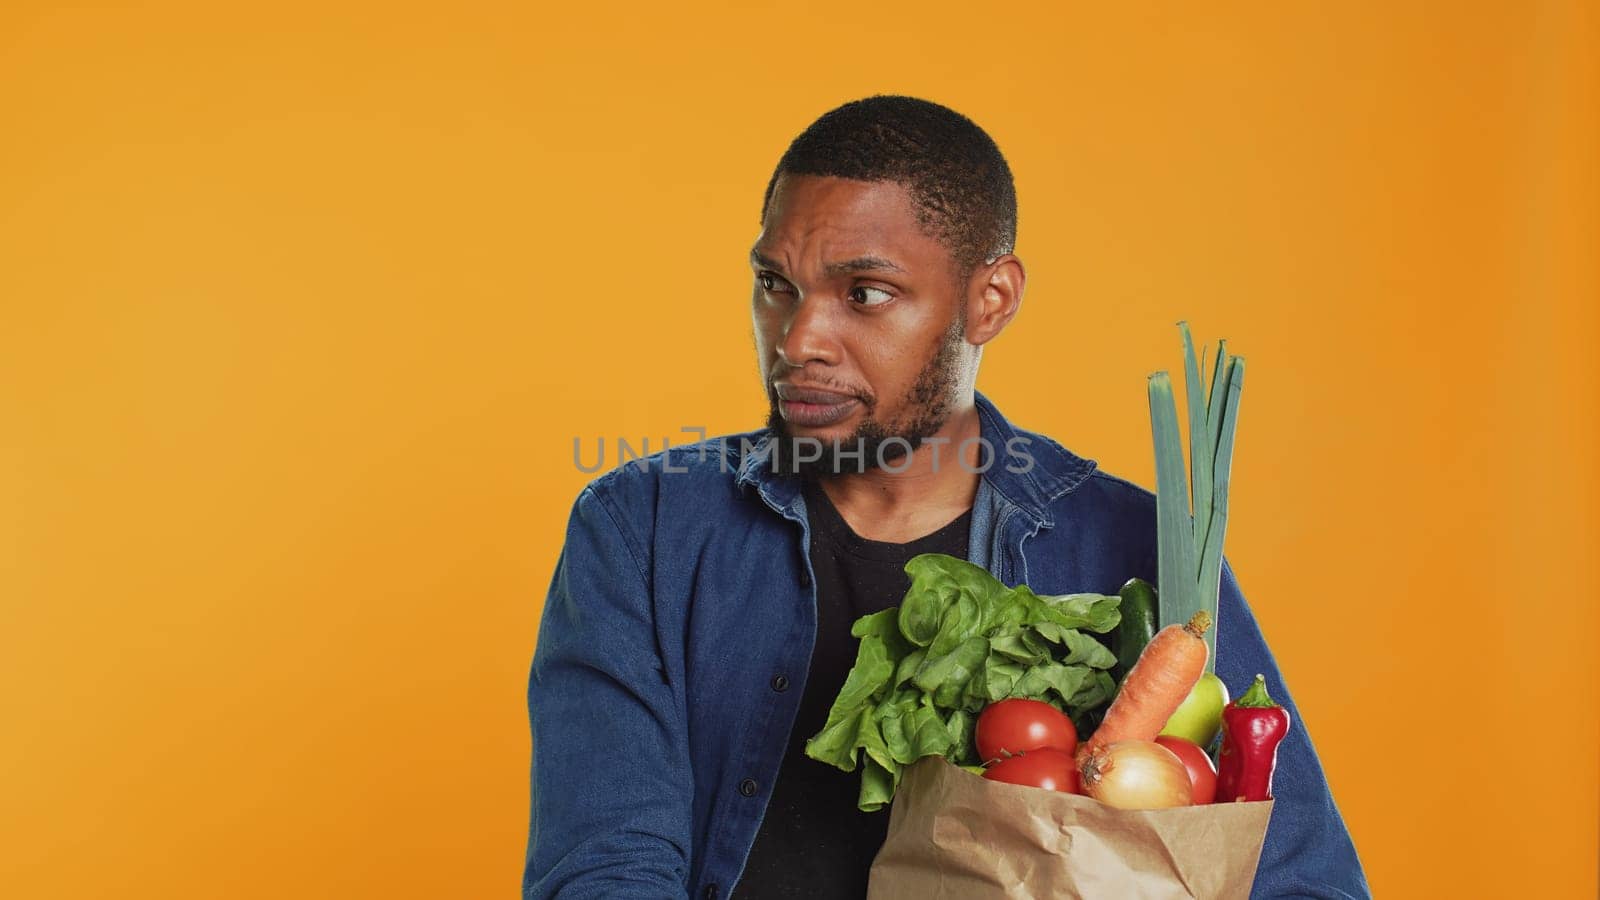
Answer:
xmin=733 ymin=479 xmax=973 ymax=899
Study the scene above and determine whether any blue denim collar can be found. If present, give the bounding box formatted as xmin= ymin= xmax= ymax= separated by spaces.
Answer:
xmin=734 ymin=390 xmax=1098 ymax=528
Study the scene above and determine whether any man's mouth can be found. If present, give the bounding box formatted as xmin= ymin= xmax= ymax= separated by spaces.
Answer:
xmin=775 ymin=385 xmax=862 ymax=428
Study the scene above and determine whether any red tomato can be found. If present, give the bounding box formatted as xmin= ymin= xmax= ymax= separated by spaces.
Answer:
xmin=1154 ymin=735 xmax=1218 ymax=804
xmin=982 ymin=748 xmax=1081 ymax=793
xmin=975 ymin=699 xmax=1077 ymax=763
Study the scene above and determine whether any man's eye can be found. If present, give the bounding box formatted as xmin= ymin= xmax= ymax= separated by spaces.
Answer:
xmin=849 ymin=286 xmax=894 ymax=307
xmin=757 ymin=272 xmax=791 ymax=293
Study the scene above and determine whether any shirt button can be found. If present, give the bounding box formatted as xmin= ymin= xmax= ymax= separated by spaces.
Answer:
xmin=799 ymin=568 xmax=812 ymax=588
xmin=738 ymin=778 xmax=758 ymax=797
xmin=703 ymin=884 xmax=719 ymax=900
xmin=770 ymin=674 xmax=789 ymax=692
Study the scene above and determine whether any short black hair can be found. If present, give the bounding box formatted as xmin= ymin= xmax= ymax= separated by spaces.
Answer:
xmin=760 ymin=94 xmax=1018 ymax=284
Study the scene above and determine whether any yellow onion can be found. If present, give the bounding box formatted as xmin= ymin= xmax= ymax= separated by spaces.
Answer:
xmin=1079 ymin=740 xmax=1193 ymax=809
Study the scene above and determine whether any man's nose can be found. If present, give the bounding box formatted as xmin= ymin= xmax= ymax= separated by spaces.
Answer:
xmin=777 ymin=295 xmax=839 ymax=368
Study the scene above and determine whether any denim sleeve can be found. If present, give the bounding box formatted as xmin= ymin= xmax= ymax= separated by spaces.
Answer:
xmin=522 ymin=485 xmax=693 ymax=900
xmin=1215 ymin=559 xmax=1372 ymax=900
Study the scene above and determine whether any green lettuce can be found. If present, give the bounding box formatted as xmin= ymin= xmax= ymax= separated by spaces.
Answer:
xmin=803 ymin=553 xmax=1121 ymax=811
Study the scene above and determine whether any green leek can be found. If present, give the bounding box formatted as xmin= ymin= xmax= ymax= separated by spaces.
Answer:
xmin=1147 ymin=323 xmax=1245 ymax=672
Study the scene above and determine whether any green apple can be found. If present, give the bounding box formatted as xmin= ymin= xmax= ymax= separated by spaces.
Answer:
xmin=1159 ymin=672 xmax=1230 ymax=749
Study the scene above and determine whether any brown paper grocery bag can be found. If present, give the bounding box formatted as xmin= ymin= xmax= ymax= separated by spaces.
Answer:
xmin=867 ymin=757 xmax=1273 ymax=900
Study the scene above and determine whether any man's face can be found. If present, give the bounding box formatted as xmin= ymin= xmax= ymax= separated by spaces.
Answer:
xmin=751 ymin=174 xmax=974 ymax=476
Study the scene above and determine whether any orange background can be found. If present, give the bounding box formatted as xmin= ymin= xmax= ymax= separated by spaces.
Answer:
xmin=2 ymin=2 xmax=1596 ymax=897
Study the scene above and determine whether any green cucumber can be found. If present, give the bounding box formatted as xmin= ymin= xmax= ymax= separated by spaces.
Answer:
xmin=1112 ymin=577 xmax=1158 ymax=682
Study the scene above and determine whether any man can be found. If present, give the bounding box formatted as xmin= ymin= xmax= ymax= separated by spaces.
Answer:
xmin=523 ymin=95 xmax=1369 ymax=899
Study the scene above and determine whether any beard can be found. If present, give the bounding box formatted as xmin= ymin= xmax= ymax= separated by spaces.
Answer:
xmin=764 ymin=313 xmax=966 ymax=479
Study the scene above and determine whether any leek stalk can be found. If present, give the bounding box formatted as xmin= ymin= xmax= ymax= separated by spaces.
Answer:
xmin=1147 ymin=323 xmax=1245 ymax=672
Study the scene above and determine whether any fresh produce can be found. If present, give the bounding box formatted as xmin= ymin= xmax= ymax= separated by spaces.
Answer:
xmin=1148 ymin=324 xmax=1244 ymax=668
xmin=1154 ymin=735 xmax=1217 ymax=804
xmin=983 ymin=748 xmax=1081 ymax=793
xmin=805 ymin=553 xmax=1122 ymax=811
xmin=1159 ymin=671 xmax=1230 ymax=749
xmin=1215 ymin=674 xmax=1290 ymax=802
xmin=1079 ymin=740 xmax=1192 ymax=809
xmin=1081 ymin=610 xmax=1212 ymax=756
xmin=975 ymin=698 xmax=1077 ymax=763
xmin=803 ymin=321 xmax=1284 ymax=844
xmin=1111 ymin=578 xmax=1157 ymax=683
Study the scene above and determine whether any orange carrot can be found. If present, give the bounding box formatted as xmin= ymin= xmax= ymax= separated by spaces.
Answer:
xmin=1082 ymin=610 xmax=1213 ymax=756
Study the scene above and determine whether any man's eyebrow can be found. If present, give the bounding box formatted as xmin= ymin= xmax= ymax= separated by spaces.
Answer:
xmin=750 ymin=249 xmax=785 ymax=272
xmin=825 ymin=255 xmax=907 ymax=276
xmin=748 ymin=248 xmax=907 ymax=276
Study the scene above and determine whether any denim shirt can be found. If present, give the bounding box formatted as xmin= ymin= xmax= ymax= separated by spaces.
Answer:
xmin=524 ymin=392 xmax=1369 ymax=900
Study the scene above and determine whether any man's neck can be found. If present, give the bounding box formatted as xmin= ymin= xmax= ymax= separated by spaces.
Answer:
xmin=816 ymin=402 xmax=982 ymax=543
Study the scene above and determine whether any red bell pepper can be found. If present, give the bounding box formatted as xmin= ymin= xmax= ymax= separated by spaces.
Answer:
xmin=1215 ymin=674 xmax=1290 ymax=802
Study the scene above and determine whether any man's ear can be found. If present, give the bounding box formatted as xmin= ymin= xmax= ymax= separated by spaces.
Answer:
xmin=964 ymin=254 xmax=1025 ymax=346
